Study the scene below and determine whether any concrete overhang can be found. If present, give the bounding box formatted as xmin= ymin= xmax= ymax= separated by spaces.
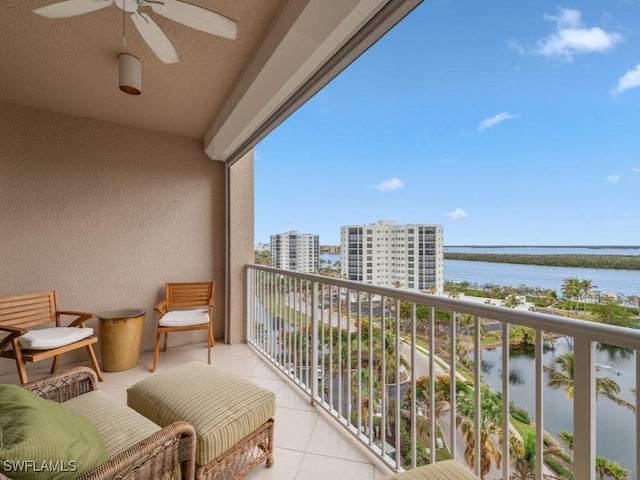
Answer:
xmin=204 ymin=0 xmax=423 ymax=164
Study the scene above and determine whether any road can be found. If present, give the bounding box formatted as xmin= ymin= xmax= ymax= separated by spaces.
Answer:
xmin=398 ymin=342 xmax=471 ymax=467
xmin=279 ymin=292 xmax=555 ymax=478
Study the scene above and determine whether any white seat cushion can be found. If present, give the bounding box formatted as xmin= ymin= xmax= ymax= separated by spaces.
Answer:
xmin=19 ymin=327 xmax=94 ymax=350
xmin=159 ymin=308 xmax=209 ymax=327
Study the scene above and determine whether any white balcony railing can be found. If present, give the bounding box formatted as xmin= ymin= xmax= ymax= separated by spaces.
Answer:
xmin=246 ymin=265 xmax=640 ymax=480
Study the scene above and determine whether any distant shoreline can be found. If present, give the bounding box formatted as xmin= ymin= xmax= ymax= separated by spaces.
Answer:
xmin=444 ymin=252 xmax=640 ymax=271
xmin=445 ymin=245 xmax=640 ymax=249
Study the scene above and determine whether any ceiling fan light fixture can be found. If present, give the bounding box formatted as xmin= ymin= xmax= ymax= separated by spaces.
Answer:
xmin=119 ymin=53 xmax=141 ymax=95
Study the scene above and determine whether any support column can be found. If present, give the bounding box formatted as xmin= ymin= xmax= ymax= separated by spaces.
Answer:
xmin=226 ymin=150 xmax=255 ymax=343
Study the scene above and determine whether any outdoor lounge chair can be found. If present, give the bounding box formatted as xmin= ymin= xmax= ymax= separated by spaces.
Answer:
xmin=152 ymin=282 xmax=215 ymax=372
xmin=0 ymin=290 xmax=103 ymax=384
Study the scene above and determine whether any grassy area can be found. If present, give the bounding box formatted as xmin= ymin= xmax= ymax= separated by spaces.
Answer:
xmin=510 ymin=418 xmax=573 ymax=479
xmin=435 ymin=425 xmax=452 ymax=462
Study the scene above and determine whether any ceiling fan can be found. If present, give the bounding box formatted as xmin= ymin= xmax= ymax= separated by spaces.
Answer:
xmin=34 ymin=0 xmax=237 ymax=64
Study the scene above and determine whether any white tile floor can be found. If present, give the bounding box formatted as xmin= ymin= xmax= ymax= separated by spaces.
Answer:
xmin=0 ymin=342 xmax=394 ymax=480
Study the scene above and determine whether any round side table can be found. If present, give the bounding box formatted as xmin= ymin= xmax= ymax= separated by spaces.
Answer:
xmin=97 ymin=308 xmax=146 ymax=372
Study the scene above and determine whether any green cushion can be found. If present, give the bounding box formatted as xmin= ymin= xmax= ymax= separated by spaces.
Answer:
xmin=0 ymin=384 xmax=107 ymax=480
xmin=127 ymin=361 xmax=275 ymax=466
xmin=62 ymin=390 xmax=160 ymax=458
xmin=379 ymin=460 xmax=480 ymax=480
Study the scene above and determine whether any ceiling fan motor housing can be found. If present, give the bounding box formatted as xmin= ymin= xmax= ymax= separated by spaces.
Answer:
xmin=115 ymin=0 xmax=141 ymax=13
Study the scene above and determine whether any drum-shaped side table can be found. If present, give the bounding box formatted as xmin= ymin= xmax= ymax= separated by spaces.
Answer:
xmin=97 ymin=308 xmax=146 ymax=372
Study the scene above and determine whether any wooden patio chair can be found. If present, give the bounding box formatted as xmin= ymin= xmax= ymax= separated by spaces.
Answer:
xmin=151 ymin=282 xmax=215 ymax=372
xmin=0 ymin=290 xmax=103 ymax=384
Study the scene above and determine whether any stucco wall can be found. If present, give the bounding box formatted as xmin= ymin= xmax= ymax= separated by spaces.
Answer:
xmin=0 ymin=102 xmax=226 ymax=376
xmin=228 ymin=153 xmax=254 ymax=343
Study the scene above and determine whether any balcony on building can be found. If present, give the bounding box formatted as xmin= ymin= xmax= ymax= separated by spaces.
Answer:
xmin=1 ymin=1 xmax=638 ymax=480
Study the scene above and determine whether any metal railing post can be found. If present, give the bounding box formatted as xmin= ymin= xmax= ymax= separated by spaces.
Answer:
xmin=535 ymin=329 xmax=544 ymax=480
xmin=573 ymin=337 xmax=596 ymax=480
xmin=245 ymin=265 xmax=640 ymax=476
xmin=501 ymin=322 xmax=511 ymax=480
xmin=312 ymin=280 xmax=319 ymax=405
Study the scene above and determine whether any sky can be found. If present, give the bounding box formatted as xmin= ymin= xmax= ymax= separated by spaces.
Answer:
xmin=254 ymin=0 xmax=640 ymax=246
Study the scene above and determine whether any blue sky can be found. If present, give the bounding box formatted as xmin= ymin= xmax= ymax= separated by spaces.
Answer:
xmin=255 ymin=0 xmax=640 ymax=246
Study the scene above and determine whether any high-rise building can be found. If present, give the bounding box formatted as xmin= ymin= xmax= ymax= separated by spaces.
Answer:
xmin=270 ymin=231 xmax=319 ymax=273
xmin=254 ymin=242 xmax=270 ymax=253
xmin=340 ymin=220 xmax=443 ymax=293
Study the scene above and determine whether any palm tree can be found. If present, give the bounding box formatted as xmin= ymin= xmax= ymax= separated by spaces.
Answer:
xmin=510 ymin=432 xmax=535 ymax=479
xmin=580 ymin=279 xmax=598 ymax=313
xmin=559 ymin=431 xmax=574 ymax=474
xmin=606 ymin=462 xmax=630 ymax=480
xmin=412 ymin=375 xmax=449 ymax=422
xmin=456 ymin=389 xmax=503 ymax=479
xmin=544 ymin=289 xmax=558 ymax=313
xmin=358 ymin=324 xmax=409 ymax=385
xmin=596 ymin=456 xmax=630 ymax=480
xmin=351 ymin=367 xmax=382 ymax=435
xmin=503 ymin=293 xmax=523 ymax=309
xmin=561 ymin=277 xmax=581 ymax=313
xmin=544 ymin=352 xmax=635 ymax=411
xmin=458 ymin=313 xmax=474 ymax=342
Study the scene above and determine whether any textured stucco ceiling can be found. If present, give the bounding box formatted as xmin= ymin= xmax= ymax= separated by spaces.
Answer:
xmin=0 ymin=0 xmax=285 ymax=139
xmin=2 ymin=0 xmax=424 ymax=162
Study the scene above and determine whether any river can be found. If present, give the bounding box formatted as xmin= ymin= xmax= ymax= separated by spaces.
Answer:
xmin=427 ymin=247 xmax=638 ymax=477
xmin=444 ymin=246 xmax=640 ymax=298
xmin=320 ymin=247 xmax=639 ymax=476
xmin=321 ymin=247 xmax=640 ymax=297
xmin=476 ymin=340 xmax=637 ymax=479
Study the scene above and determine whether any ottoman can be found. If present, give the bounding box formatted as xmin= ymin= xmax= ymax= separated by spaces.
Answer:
xmin=127 ymin=361 xmax=275 ymax=480
xmin=379 ymin=460 xmax=480 ymax=480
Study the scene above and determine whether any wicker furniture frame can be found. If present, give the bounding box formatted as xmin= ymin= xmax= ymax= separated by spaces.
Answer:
xmin=195 ymin=418 xmax=274 ymax=480
xmin=0 ymin=367 xmax=196 ymax=480
xmin=0 ymin=290 xmax=103 ymax=384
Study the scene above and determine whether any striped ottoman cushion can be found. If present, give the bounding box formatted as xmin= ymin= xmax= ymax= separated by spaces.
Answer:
xmin=379 ymin=460 xmax=480 ymax=480
xmin=62 ymin=390 xmax=161 ymax=458
xmin=127 ymin=361 xmax=275 ymax=466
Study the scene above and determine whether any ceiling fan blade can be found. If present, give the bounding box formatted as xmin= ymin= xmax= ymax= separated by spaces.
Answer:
xmin=131 ymin=12 xmax=180 ymax=64
xmin=150 ymin=0 xmax=237 ymax=40
xmin=34 ymin=0 xmax=111 ymax=18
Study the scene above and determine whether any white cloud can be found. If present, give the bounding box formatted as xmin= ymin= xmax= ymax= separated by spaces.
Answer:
xmin=544 ymin=8 xmax=582 ymax=29
xmin=478 ymin=112 xmax=516 ymax=132
xmin=633 ymin=167 xmax=640 ymax=173
xmin=514 ymin=8 xmax=622 ymax=61
xmin=446 ymin=208 xmax=469 ymax=219
xmin=606 ymin=174 xmax=621 ymax=183
xmin=613 ymin=64 xmax=640 ymax=95
xmin=544 ymin=7 xmax=582 ymax=30
xmin=375 ymin=178 xmax=404 ymax=192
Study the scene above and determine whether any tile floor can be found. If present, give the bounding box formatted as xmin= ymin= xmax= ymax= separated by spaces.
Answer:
xmin=0 ymin=342 xmax=394 ymax=480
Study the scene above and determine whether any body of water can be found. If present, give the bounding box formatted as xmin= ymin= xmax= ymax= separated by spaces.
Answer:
xmin=445 ymin=259 xmax=640 ymax=297
xmin=321 ymin=248 xmax=639 ymax=475
xmin=322 ymin=247 xmax=640 ymax=297
xmin=477 ymin=340 xmax=637 ymax=479
xmin=446 ymin=246 xmax=640 ymax=256
xmin=444 ymin=246 xmax=640 ymax=297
